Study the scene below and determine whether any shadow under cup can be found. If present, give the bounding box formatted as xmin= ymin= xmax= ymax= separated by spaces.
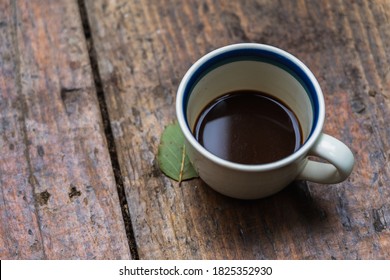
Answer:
xmin=177 ymin=45 xmax=325 ymax=199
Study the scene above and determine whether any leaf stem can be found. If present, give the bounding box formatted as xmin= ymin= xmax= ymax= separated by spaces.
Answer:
xmin=179 ymin=144 xmax=186 ymax=183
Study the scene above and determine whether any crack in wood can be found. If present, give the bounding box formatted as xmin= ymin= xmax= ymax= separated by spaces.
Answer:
xmin=77 ymin=0 xmax=139 ymax=260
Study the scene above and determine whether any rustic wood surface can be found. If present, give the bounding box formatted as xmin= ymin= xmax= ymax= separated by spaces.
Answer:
xmin=1 ymin=0 xmax=390 ymax=259
xmin=0 ymin=0 xmax=130 ymax=259
xmin=85 ymin=0 xmax=390 ymax=259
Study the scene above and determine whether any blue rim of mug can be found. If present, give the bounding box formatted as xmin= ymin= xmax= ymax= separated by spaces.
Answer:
xmin=176 ymin=43 xmax=325 ymax=171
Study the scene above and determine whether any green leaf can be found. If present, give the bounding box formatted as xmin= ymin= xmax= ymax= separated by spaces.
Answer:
xmin=158 ymin=122 xmax=198 ymax=182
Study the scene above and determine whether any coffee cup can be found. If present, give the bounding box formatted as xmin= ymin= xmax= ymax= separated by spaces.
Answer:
xmin=176 ymin=43 xmax=354 ymax=199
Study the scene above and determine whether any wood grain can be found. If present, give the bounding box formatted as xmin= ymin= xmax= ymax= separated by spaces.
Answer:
xmin=84 ymin=0 xmax=390 ymax=259
xmin=86 ymin=0 xmax=390 ymax=259
xmin=0 ymin=0 xmax=130 ymax=259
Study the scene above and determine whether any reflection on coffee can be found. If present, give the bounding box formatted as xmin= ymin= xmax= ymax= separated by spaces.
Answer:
xmin=194 ymin=90 xmax=302 ymax=164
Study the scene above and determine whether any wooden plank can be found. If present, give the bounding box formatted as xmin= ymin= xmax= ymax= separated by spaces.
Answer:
xmin=85 ymin=0 xmax=390 ymax=259
xmin=0 ymin=0 xmax=130 ymax=259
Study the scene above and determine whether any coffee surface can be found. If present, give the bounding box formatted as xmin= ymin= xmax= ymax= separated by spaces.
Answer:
xmin=194 ymin=90 xmax=302 ymax=164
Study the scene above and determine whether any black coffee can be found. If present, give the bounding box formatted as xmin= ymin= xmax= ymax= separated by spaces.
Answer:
xmin=194 ymin=90 xmax=302 ymax=164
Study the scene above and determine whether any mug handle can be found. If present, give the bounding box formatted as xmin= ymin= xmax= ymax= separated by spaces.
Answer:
xmin=297 ymin=133 xmax=355 ymax=184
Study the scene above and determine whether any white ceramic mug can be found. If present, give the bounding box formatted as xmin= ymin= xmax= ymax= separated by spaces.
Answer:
xmin=176 ymin=43 xmax=354 ymax=199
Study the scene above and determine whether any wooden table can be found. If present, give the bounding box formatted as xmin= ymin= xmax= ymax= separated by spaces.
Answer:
xmin=1 ymin=0 xmax=389 ymax=260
